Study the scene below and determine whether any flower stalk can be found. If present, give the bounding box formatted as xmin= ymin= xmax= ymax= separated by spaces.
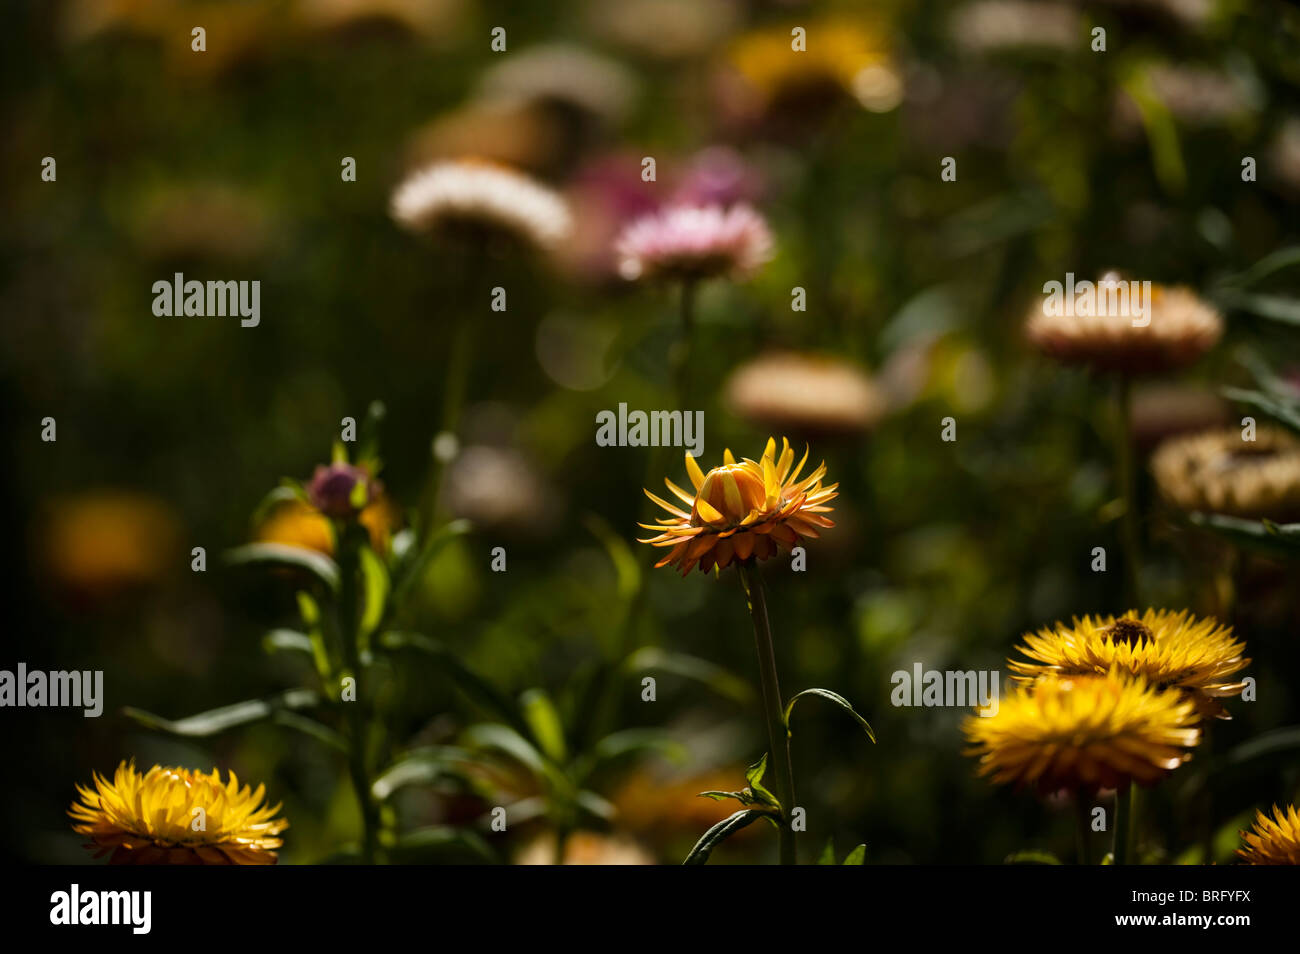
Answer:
xmin=1114 ymin=783 xmax=1134 ymax=865
xmin=738 ymin=559 xmax=797 ymax=865
xmin=337 ymin=522 xmax=380 ymax=864
xmin=673 ymin=277 xmax=698 ymax=409
xmin=1116 ymin=376 xmax=1141 ymax=608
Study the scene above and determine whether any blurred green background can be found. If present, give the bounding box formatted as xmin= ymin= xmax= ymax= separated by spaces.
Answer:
xmin=3 ymin=0 xmax=1300 ymax=864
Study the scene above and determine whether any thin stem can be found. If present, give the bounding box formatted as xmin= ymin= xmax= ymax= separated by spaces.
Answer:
xmin=552 ymin=828 xmax=570 ymax=866
xmin=1075 ymin=793 xmax=1092 ymax=866
xmin=420 ymin=315 xmax=476 ymax=531
xmin=672 ymin=279 xmax=698 ymax=410
xmin=738 ymin=560 xmax=797 ymax=865
xmin=1113 ymin=782 xmax=1134 ymax=865
xmin=1127 ymin=783 xmax=1141 ymax=863
xmin=1199 ymin=721 xmax=1216 ymax=865
xmin=1116 ymin=375 xmax=1141 ymax=609
xmin=338 ymin=524 xmax=380 ymax=864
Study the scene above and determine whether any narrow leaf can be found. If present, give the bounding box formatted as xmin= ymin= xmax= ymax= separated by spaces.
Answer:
xmin=520 ymin=688 xmax=568 ymax=764
xmin=784 ymin=688 xmax=876 ymax=742
xmin=1188 ymin=512 xmax=1300 ymax=559
xmin=623 ymin=647 xmax=753 ymax=704
xmin=225 ymin=543 xmax=339 ymax=591
xmin=123 ymin=688 xmax=322 ymax=737
xmin=378 ymin=631 xmax=521 ymax=729
xmin=682 ymin=809 xmax=768 ymax=865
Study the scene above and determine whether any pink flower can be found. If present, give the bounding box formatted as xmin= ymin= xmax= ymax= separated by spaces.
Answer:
xmin=615 ymin=203 xmax=774 ymax=282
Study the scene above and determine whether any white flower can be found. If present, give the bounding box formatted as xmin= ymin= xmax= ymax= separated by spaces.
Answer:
xmin=390 ymin=160 xmax=572 ymax=250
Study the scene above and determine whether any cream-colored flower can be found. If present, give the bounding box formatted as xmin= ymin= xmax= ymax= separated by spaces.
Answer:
xmin=949 ymin=1 xmax=1081 ymax=54
xmin=724 ymin=352 xmax=887 ymax=435
xmin=515 ymin=831 xmax=655 ymax=865
xmin=1025 ymin=277 xmax=1222 ymax=374
xmin=476 ymin=43 xmax=639 ymax=126
xmin=390 ymin=159 xmax=572 ymax=250
xmin=1151 ymin=426 xmax=1300 ymax=520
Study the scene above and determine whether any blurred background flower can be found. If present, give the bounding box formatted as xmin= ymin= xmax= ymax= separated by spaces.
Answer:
xmin=6 ymin=0 xmax=1300 ymax=867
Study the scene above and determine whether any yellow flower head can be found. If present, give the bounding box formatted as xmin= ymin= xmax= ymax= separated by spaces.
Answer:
xmin=1008 ymin=609 xmax=1249 ymax=720
xmin=70 ymin=761 xmax=288 ymax=865
xmin=638 ymin=437 xmax=837 ymax=575
xmin=41 ymin=491 xmax=181 ymax=594
xmin=963 ymin=672 xmax=1201 ymax=795
xmin=1237 ymin=804 xmax=1300 ymax=865
xmin=729 ymin=19 xmax=900 ymax=112
xmin=256 ymin=496 xmax=400 ymax=556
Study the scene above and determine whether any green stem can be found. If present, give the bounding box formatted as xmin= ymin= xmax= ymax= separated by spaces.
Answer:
xmin=338 ymin=525 xmax=380 ymax=864
xmin=672 ymin=279 xmax=698 ymax=410
xmin=1114 ymin=783 xmax=1135 ymax=865
xmin=1200 ymin=721 xmax=1215 ymax=865
xmin=1075 ymin=793 xmax=1092 ymax=866
xmin=738 ymin=560 xmax=797 ymax=865
xmin=420 ymin=315 xmax=476 ymax=532
xmin=552 ymin=828 xmax=570 ymax=866
xmin=1116 ymin=376 xmax=1141 ymax=609
xmin=1127 ymin=784 xmax=1141 ymax=863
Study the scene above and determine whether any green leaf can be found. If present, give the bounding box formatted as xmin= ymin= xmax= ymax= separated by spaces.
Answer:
xmin=1221 ymin=387 xmax=1300 ymax=435
xmin=270 ymin=710 xmax=347 ymax=752
xmin=372 ymin=746 xmax=472 ymax=801
xmin=1188 ymin=513 xmax=1300 ymax=559
xmin=349 ymin=477 xmax=369 ymax=510
xmin=388 ymin=826 xmax=497 ymax=864
xmin=576 ymin=789 xmax=616 ymax=821
xmin=391 ymin=519 xmax=472 ymax=602
xmin=377 ymin=631 xmax=522 ymax=729
xmin=697 ymin=790 xmax=751 ymax=804
xmin=683 ymin=809 xmax=768 ymax=865
xmin=224 ymin=543 xmax=339 ymax=592
xmin=123 ymin=688 xmax=322 ymax=737
xmin=1216 ymin=289 xmax=1300 ymax=327
xmin=1217 ymin=246 xmax=1300 ymax=289
xmin=818 ymin=839 xmax=836 ymax=865
xmin=591 ymin=729 xmax=688 ymax=768
xmin=622 ymin=647 xmax=753 ymax=705
xmin=1004 ymin=850 xmax=1062 ymax=865
xmin=462 ymin=723 xmax=549 ymax=778
xmin=519 ymin=688 xmax=568 ymax=763
xmin=783 ymin=688 xmax=876 ymax=742
xmin=358 ymin=545 xmax=389 ymax=639
xmin=262 ymin=628 xmax=314 ymax=656
xmin=583 ymin=513 xmax=641 ymax=604
xmin=296 ymin=590 xmax=321 ymax=626
xmin=1221 ymin=725 xmax=1300 ymax=769
xmin=842 ymin=844 xmax=867 ymax=865
xmin=744 ymin=755 xmax=780 ymax=808
xmin=1121 ymin=68 xmax=1185 ymax=194
xmin=250 ymin=484 xmax=308 ymax=528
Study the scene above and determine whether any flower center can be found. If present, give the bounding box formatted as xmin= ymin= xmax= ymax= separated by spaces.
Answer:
xmin=1103 ymin=618 xmax=1153 ymax=646
xmin=693 ymin=464 xmax=768 ymax=526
